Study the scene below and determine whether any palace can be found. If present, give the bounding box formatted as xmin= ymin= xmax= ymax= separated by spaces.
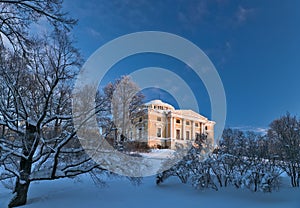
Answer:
xmin=131 ymin=100 xmax=215 ymax=149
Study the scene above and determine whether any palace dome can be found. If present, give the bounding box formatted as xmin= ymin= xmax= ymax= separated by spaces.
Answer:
xmin=145 ymin=99 xmax=175 ymax=111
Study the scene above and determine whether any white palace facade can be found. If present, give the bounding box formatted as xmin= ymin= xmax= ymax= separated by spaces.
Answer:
xmin=131 ymin=100 xmax=215 ymax=149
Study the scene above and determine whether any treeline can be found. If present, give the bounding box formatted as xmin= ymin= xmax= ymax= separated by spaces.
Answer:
xmin=157 ymin=113 xmax=300 ymax=192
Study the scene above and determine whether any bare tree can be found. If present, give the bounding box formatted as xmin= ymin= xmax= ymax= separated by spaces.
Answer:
xmin=219 ymin=129 xmax=281 ymax=192
xmin=0 ymin=2 xmax=144 ymax=207
xmin=110 ymin=76 xmax=144 ymax=144
xmin=268 ymin=113 xmax=300 ymax=187
xmin=157 ymin=129 xmax=281 ymax=193
xmin=0 ymin=31 xmax=107 ymax=207
xmin=214 ymin=128 xmax=242 ymax=188
xmin=156 ymin=133 xmax=217 ymax=190
xmin=0 ymin=0 xmax=76 ymax=53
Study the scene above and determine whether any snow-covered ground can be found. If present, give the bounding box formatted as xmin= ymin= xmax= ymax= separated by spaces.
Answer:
xmin=139 ymin=149 xmax=175 ymax=159
xmin=1 ymin=174 xmax=300 ymax=208
xmin=1 ymin=150 xmax=300 ymax=208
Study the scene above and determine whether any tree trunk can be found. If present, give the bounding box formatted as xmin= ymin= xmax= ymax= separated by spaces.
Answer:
xmin=291 ymin=165 xmax=297 ymax=187
xmin=8 ymin=158 xmax=32 ymax=207
xmin=254 ymin=172 xmax=258 ymax=192
xmin=9 ymin=122 xmax=36 ymax=207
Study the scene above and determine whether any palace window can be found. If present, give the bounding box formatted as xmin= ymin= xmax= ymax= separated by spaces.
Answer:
xmin=186 ymin=121 xmax=190 ymax=125
xmin=138 ymin=128 xmax=142 ymax=139
xmin=195 ymin=122 xmax=199 ymax=127
xmin=186 ymin=131 xmax=190 ymax=140
xmin=157 ymin=117 xmax=161 ymax=121
xmin=205 ymin=126 xmax=208 ymax=130
xmin=176 ymin=129 xmax=180 ymax=139
xmin=176 ymin=119 xmax=181 ymax=124
xmin=195 ymin=133 xmax=201 ymax=141
xmin=157 ymin=128 xmax=162 ymax=137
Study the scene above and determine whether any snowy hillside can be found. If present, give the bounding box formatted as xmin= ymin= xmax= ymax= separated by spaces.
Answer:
xmin=1 ymin=174 xmax=300 ymax=208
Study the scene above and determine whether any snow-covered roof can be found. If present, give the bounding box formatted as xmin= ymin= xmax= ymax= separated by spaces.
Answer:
xmin=144 ymin=100 xmax=214 ymax=124
xmin=174 ymin=109 xmax=208 ymax=120
xmin=145 ymin=99 xmax=175 ymax=110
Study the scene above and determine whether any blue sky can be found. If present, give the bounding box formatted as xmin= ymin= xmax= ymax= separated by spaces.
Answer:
xmin=64 ymin=0 xmax=300 ymax=133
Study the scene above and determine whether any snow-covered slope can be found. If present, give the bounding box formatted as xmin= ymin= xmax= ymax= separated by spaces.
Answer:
xmin=1 ymin=175 xmax=300 ymax=208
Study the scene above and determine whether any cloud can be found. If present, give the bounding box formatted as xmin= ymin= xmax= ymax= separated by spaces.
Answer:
xmin=203 ymin=40 xmax=233 ymax=67
xmin=225 ymin=41 xmax=231 ymax=50
xmin=91 ymin=0 xmax=163 ymax=31
xmin=236 ymin=6 xmax=256 ymax=24
xmin=177 ymin=0 xmax=211 ymax=31
xmin=230 ymin=126 xmax=268 ymax=135
xmin=86 ymin=27 xmax=102 ymax=40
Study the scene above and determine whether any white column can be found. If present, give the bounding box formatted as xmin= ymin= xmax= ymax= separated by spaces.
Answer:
xmin=182 ymin=118 xmax=185 ymax=140
xmin=191 ymin=120 xmax=195 ymax=140
xmin=166 ymin=116 xmax=168 ymax=138
xmin=171 ymin=116 xmax=176 ymax=149
xmin=170 ymin=116 xmax=173 ymax=139
xmin=173 ymin=117 xmax=176 ymax=139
